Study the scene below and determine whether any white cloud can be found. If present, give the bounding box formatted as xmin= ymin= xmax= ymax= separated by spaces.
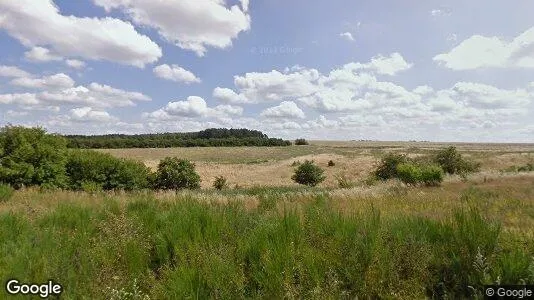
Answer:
xmin=10 ymin=73 xmax=75 ymax=90
xmin=144 ymin=96 xmax=208 ymax=119
xmin=213 ymin=104 xmax=243 ymax=117
xmin=65 ymin=59 xmax=86 ymax=69
xmin=0 ymin=65 xmax=32 ymax=78
xmin=261 ymin=101 xmax=305 ymax=119
xmin=93 ymin=0 xmax=251 ymax=56
xmin=213 ymin=87 xmax=250 ymax=104
xmin=0 ymin=0 xmax=162 ymax=67
xmin=153 ymin=64 xmax=200 ymax=84
xmin=24 ymin=46 xmax=63 ymax=62
xmin=430 ymin=8 xmax=451 ymax=17
xmin=70 ymin=107 xmax=116 ymax=123
xmin=434 ymin=26 xmax=534 ymax=70
xmin=0 ymin=93 xmax=39 ymax=105
xmin=339 ymin=32 xmax=355 ymax=42
xmin=345 ymin=52 xmax=413 ymax=75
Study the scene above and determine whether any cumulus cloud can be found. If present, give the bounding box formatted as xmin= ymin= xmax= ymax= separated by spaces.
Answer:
xmin=24 ymin=46 xmax=63 ymax=62
xmin=10 ymin=73 xmax=75 ymax=90
xmin=434 ymin=26 xmax=534 ymax=70
xmin=260 ymin=101 xmax=305 ymax=119
xmin=339 ymin=32 xmax=355 ymax=42
xmin=93 ymin=0 xmax=251 ymax=56
xmin=70 ymin=107 xmax=117 ymax=122
xmin=213 ymin=87 xmax=252 ymax=104
xmin=65 ymin=59 xmax=86 ymax=69
xmin=153 ymin=64 xmax=200 ymax=84
xmin=345 ymin=53 xmax=413 ymax=75
xmin=0 ymin=0 xmax=162 ymax=67
xmin=144 ymin=96 xmax=208 ymax=119
xmin=0 ymin=65 xmax=32 ymax=78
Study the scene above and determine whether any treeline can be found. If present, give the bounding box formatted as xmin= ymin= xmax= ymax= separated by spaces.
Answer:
xmin=65 ymin=128 xmax=291 ymax=149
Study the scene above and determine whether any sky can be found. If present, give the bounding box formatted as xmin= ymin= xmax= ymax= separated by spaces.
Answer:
xmin=1 ymin=0 xmax=534 ymax=142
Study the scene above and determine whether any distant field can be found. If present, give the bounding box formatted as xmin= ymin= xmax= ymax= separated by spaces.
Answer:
xmin=99 ymin=141 xmax=534 ymax=188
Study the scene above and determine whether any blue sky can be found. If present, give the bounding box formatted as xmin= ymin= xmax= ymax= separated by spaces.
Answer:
xmin=1 ymin=0 xmax=533 ymax=142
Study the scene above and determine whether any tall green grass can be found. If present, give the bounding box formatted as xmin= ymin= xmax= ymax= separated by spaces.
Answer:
xmin=1 ymin=193 xmax=533 ymax=299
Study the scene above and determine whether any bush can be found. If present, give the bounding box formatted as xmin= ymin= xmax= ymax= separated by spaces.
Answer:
xmin=419 ymin=164 xmax=444 ymax=186
xmin=335 ymin=175 xmax=353 ymax=189
xmin=327 ymin=160 xmax=335 ymax=167
xmin=397 ymin=163 xmax=444 ymax=187
xmin=154 ymin=157 xmax=201 ymax=190
xmin=374 ymin=153 xmax=408 ymax=180
xmin=396 ymin=163 xmax=422 ymax=186
xmin=0 ymin=126 xmax=68 ymax=189
xmin=66 ymin=150 xmax=151 ymax=191
xmin=517 ymin=163 xmax=533 ymax=172
xmin=213 ymin=176 xmax=228 ymax=190
xmin=294 ymin=138 xmax=309 ymax=145
xmin=291 ymin=160 xmax=325 ymax=187
xmin=434 ymin=146 xmax=480 ymax=175
xmin=0 ymin=183 xmax=14 ymax=202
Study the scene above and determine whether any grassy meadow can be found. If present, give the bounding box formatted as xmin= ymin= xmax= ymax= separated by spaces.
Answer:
xmin=1 ymin=141 xmax=534 ymax=299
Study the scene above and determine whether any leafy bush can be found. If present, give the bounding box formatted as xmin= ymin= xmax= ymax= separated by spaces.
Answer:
xmin=0 ymin=126 xmax=68 ymax=189
xmin=518 ymin=163 xmax=534 ymax=172
xmin=153 ymin=157 xmax=201 ymax=190
xmin=419 ymin=164 xmax=444 ymax=186
xmin=396 ymin=163 xmax=421 ymax=186
xmin=213 ymin=176 xmax=228 ymax=190
xmin=397 ymin=163 xmax=444 ymax=186
xmin=328 ymin=160 xmax=335 ymax=167
xmin=291 ymin=160 xmax=325 ymax=187
xmin=0 ymin=183 xmax=14 ymax=202
xmin=434 ymin=146 xmax=480 ymax=175
xmin=66 ymin=150 xmax=151 ymax=191
xmin=294 ymin=138 xmax=309 ymax=145
xmin=374 ymin=153 xmax=408 ymax=180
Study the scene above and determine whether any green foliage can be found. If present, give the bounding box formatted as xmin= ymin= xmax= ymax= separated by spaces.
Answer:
xmin=213 ymin=176 xmax=228 ymax=190
xmin=434 ymin=146 xmax=480 ymax=175
xmin=397 ymin=163 xmax=444 ymax=186
xmin=291 ymin=160 xmax=325 ymax=187
xmin=66 ymin=150 xmax=151 ymax=191
xmin=0 ymin=126 xmax=68 ymax=188
xmin=0 ymin=196 xmax=531 ymax=299
xmin=327 ymin=160 xmax=335 ymax=167
xmin=335 ymin=174 xmax=354 ymax=189
xmin=154 ymin=157 xmax=201 ymax=190
xmin=66 ymin=128 xmax=291 ymax=149
xmin=0 ymin=183 xmax=14 ymax=202
xmin=294 ymin=138 xmax=309 ymax=145
xmin=374 ymin=153 xmax=408 ymax=180
xmin=506 ymin=163 xmax=534 ymax=173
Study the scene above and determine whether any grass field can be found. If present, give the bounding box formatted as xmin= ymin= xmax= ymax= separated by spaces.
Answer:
xmin=2 ymin=142 xmax=534 ymax=299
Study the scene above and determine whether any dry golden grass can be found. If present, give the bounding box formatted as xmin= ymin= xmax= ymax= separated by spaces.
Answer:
xmin=99 ymin=142 xmax=534 ymax=188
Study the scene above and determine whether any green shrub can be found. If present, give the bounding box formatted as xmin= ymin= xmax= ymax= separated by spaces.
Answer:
xmin=294 ymin=138 xmax=309 ymax=145
xmin=0 ymin=126 xmax=68 ymax=189
xmin=419 ymin=164 xmax=444 ymax=186
xmin=396 ymin=163 xmax=422 ymax=186
xmin=291 ymin=160 xmax=325 ymax=187
xmin=397 ymin=163 xmax=444 ymax=187
xmin=374 ymin=153 xmax=408 ymax=180
xmin=213 ymin=176 xmax=228 ymax=190
xmin=434 ymin=146 xmax=480 ymax=175
xmin=0 ymin=183 xmax=14 ymax=202
xmin=328 ymin=160 xmax=335 ymax=167
xmin=66 ymin=150 xmax=150 ymax=191
xmin=154 ymin=157 xmax=201 ymax=190
xmin=517 ymin=163 xmax=534 ymax=172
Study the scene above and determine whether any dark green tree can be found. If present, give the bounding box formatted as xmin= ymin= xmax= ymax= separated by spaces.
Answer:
xmin=154 ymin=157 xmax=201 ymax=190
xmin=291 ymin=160 xmax=325 ymax=187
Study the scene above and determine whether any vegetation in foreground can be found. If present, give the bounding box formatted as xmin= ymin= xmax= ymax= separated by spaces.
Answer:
xmin=1 ymin=188 xmax=533 ymax=299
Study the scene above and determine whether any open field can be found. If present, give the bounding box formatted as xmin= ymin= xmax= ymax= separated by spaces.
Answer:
xmin=99 ymin=141 xmax=534 ymax=188
xmin=2 ymin=141 xmax=534 ymax=299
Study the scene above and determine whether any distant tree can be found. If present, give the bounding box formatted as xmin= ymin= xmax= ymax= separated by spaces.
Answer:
xmin=154 ymin=157 xmax=201 ymax=190
xmin=294 ymin=138 xmax=309 ymax=145
xmin=374 ymin=153 xmax=408 ymax=181
xmin=0 ymin=126 xmax=68 ymax=189
xmin=434 ymin=146 xmax=480 ymax=175
xmin=292 ymin=160 xmax=325 ymax=187
xmin=213 ymin=176 xmax=228 ymax=190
